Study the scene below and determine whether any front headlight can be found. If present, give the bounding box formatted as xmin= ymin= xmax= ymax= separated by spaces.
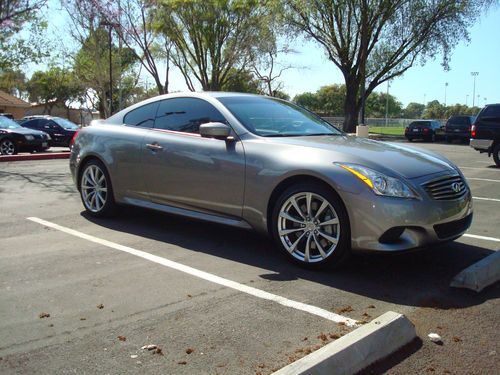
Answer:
xmin=24 ymin=135 xmax=34 ymax=141
xmin=336 ymin=163 xmax=420 ymax=199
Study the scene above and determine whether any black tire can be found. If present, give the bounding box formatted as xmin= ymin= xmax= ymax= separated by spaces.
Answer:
xmin=407 ymin=137 xmax=413 ymax=142
xmin=0 ymin=138 xmax=18 ymax=155
xmin=271 ymin=182 xmax=350 ymax=269
xmin=493 ymin=143 xmax=500 ymax=168
xmin=79 ymin=159 xmax=116 ymax=217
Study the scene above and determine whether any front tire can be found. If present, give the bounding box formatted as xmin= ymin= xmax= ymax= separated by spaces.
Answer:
xmin=493 ymin=143 xmax=500 ymax=168
xmin=271 ymin=183 xmax=350 ymax=269
xmin=0 ymin=138 xmax=17 ymax=155
xmin=79 ymin=159 xmax=116 ymax=217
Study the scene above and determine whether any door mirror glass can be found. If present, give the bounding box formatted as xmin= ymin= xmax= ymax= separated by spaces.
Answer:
xmin=199 ymin=122 xmax=232 ymax=139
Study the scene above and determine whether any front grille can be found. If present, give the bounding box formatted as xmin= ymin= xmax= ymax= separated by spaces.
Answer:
xmin=434 ymin=214 xmax=473 ymax=239
xmin=422 ymin=174 xmax=468 ymax=200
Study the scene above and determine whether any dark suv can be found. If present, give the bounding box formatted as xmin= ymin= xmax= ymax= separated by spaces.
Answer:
xmin=21 ymin=116 xmax=79 ymax=147
xmin=470 ymin=104 xmax=500 ymax=167
xmin=445 ymin=115 xmax=475 ymax=143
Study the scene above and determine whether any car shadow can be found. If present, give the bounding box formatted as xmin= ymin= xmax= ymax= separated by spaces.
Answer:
xmin=81 ymin=206 xmax=498 ymax=310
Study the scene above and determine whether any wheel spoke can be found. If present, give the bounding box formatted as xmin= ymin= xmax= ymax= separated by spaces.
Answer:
xmin=291 ymin=196 xmax=306 ymax=220
xmin=279 ymin=227 xmax=304 ymax=236
xmin=305 ymin=193 xmax=312 ymax=218
xmin=304 ymin=234 xmax=312 ymax=262
xmin=313 ymin=200 xmax=329 ymax=220
xmin=319 ymin=217 xmax=339 ymax=226
xmin=318 ymin=231 xmax=338 ymax=245
xmin=279 ymin=211 xmax=305 ymax=225
xmin=313 ymin=234 xmax=327 ymax=259
xmin=289 ymin=231 xmax=307 ymax=253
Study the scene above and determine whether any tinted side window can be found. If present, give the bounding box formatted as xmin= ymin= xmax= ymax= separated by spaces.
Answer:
xmin=23 ymin=119 xmax=39 ymax=129
xmin=154 ymin=98 xmax=226 ymax=133
xmin=482 ymin=105 xmax=500 ymax=117
xmin=124 ymin=102 xmax=159 ymax=128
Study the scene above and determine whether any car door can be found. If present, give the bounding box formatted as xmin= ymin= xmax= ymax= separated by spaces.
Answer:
xmin=141 ymin=97 xmax=246 ymax=218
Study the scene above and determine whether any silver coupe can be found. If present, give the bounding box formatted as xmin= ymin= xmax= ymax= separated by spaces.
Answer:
xmin=70 ymin=92 xmax=473 ymax=268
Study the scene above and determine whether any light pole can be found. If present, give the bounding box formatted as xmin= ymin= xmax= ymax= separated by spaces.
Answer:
xmin=466 ymin=94 xmax=469 ymax=106
xmin=471 ymin=72 xmax=479 ymax=107
xmin=444 ymin=82 xmax=448 ymax=106
xmin=385 ymin=80 xmax=391 ymax=126
xmin=484 ymin=97 xmax=487 ymax=106
xmin=99 ymin=20 xmax=119 ymax=116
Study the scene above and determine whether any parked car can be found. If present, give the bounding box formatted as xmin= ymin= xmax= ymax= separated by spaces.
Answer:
xmin=470 ymin=103 xmax=500 ymax=167
xmin=21 ymin=116 xmax=79 ymax=147
xmin=70 ymin=92 xmax=472 ymax=269
xmin=445 ymin=115 xmax=475 ymax=143
xmin=0 ymin=115 xmax=51 ymax=155
xmin=405 ymin=120 xmax=444 ymax=142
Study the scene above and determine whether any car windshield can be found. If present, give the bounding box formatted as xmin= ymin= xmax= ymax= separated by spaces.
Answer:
xmin=217 ymin=96 xmax=342 ymax=137
xmin=0 ymin=116 xmax=22 ymax=129
xmin=53 ymin=117 xmax=79 ymax=130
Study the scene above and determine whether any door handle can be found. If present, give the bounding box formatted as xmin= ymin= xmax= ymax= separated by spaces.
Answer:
xmin=146 ymin=143 xmax=163 ymax=151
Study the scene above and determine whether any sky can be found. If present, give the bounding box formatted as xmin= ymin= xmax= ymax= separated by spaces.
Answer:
xmin=36 ymin=2 xmax=500 ymax=108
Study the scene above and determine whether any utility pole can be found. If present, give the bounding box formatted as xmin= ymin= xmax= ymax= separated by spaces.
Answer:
xmin=466 ymin=94 xmax=469 ymax=106
xmin=444 ymin=82 xmax=448 ymax=106
xmin=385 ymin=80 xmax=391 ymax=126
xmin=471 ymin=72 xmax=479 ymax=107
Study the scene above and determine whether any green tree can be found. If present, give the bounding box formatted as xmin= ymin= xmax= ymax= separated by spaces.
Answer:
xmin=316 ymin=84 xmax=345 ymax=115
xmin=402 ymin=102 xmax=426 ymax=119
xmin=293 ymin=92 xmax=320 ymax=111
xmin=284 ymin=0 xmax=490 ymax=132
xmin=365 ymin=92 xmax=402 ymax=118
xmin=156 ymin=0 xmax=273 ymax=91
xmin=422 ymin=100 xmax=446 ymax=119
xmin=0 ymin=69 xmax=27 ymax=98
xmin=27 ymin=67 xmax=85 ymax=114
xmin=221 ymin=69 xmax=262 ymax=94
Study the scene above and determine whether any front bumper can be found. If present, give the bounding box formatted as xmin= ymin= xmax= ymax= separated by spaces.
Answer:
xmin=344 ymin=172 xmax=473 ymax=252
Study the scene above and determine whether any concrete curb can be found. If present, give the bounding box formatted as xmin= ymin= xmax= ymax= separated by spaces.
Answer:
xmin=450 ymin=250 xmax=500 ymax=292
xmin=0 ymin=152 xmax=70 ymax=162
xmin=272 ymin=311 xmax=416 ymax=375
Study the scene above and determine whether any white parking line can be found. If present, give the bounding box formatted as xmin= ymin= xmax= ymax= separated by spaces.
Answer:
xmin=463 ymin=234 xmax=500 ymax=243
xmin=467 ymin=177 xmax=500 ymax=183
xmin=473 ymin=197 xmax=500 ymax=202
xmin=27 ymin=217 xmax=358 ymax=327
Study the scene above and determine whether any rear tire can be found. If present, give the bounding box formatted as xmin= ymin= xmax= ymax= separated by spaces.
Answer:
xmin=79 ymin=159 xmax=116 ymax=217
xmin=493 ymin=143 xmax=500 ymax=168
xmin=271 ymin=182 xmax=350 ymax=269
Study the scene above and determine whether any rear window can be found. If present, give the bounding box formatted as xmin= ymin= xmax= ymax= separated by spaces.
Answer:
xmin=409 ymin=121 xmax=431 ymax=127
xmin=448 ymin=116 xmax=470 ymax=125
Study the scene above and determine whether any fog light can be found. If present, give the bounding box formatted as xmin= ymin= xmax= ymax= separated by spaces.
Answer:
xmin=379 ymin=227 xmax=405 ymax=244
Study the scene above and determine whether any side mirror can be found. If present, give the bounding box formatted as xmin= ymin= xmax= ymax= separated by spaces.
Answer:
xmin=199 ymin=122 xmax=232 ymax=140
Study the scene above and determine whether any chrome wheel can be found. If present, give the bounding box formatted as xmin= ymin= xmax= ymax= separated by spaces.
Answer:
xmin=277 ymin=192 xmax=340 ymax=263
xmin=81 ymin=164 xmax=108 ymax=213
xmin=0 ymin=139 xmax=15 ymax=155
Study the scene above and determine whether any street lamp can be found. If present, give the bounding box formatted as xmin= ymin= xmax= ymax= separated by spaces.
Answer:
xmin=444 ymin=82 xmax=448 ymax=106
xmin=99 ymin=19 xmax=120 ymax=116
xmin=423 ymin=93 xmax=426 ymax=106
xmin=466 ymin=94 xmax=469 ymax=106
xmin=471 ymin=72 xmax=479 ymax=107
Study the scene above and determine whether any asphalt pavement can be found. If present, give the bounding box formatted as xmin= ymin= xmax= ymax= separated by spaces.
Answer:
xmin=0 ymin=140 xmax=498 ymax=374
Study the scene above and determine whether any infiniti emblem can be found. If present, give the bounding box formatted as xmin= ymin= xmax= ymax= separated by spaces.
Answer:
xmin=451 ymin=182 xmax=461 ymax=193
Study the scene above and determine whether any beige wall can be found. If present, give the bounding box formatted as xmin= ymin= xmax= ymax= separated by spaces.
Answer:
xmin=0 ymin=106 xmax=27 ymax=119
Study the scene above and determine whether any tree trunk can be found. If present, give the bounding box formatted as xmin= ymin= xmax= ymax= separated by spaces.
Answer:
xmin=343 ymin=79 xmax=361 ymax=133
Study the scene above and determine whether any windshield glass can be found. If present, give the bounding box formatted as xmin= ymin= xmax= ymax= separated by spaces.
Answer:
xmin=53 ymin=117 xmax=79 ymax=130
xmin=409 ymin=121 xmax=431 ymax=128
xmin=0 ymin=116 xmax=22 ymax=129
xmin=217 ymin=96 xmax=342 ymax=137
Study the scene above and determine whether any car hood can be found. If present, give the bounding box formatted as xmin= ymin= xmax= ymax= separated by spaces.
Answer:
xmin=3 ymin=127 xmax=48 ymax=136
xmin=268 ymin=135 xmax=457 ymax=179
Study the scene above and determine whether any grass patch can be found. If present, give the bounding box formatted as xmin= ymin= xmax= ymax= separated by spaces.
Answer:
xmin=369 ymin=126 xmax=405 ymax=136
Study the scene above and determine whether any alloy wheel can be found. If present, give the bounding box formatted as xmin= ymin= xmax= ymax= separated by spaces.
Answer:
xmin=0 ymin=139 xmax=15 ymax=155
xmin=81 ymin=164 xmax=108 ymax=213
xmin=277 ymin=192 xmax=340 ymax=263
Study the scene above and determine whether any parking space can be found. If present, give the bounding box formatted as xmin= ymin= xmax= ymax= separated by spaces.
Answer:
xmin=0 ymin=142 xmax=498 ymax=374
